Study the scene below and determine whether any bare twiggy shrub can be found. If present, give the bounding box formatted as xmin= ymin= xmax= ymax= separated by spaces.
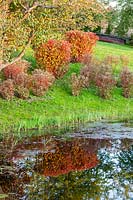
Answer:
xmin=71 ymin=73 xmax=82 ymax=96
xmin=120 ymin=67 xmax=133 ymax=98
xmin=0 ymin=79 xmax=14 ymax=100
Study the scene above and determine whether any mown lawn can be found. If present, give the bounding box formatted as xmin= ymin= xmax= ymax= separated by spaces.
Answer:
xmin=95 ymin=41 xmax=133 ymax=62
xmin=0 ymin=41 xmax=133 ymax=136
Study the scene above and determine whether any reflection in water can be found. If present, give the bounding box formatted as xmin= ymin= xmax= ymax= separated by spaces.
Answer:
xmin=34 ymin=138 xmax=100 ymax=176
xmin=0 ymin=123 xmax=133 ymax=200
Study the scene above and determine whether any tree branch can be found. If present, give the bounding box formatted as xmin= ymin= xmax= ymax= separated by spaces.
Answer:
xmin=17 ymin=1 xmax=57 ymax=26
xmin=0 ymin=31 xmax=35 ymax=71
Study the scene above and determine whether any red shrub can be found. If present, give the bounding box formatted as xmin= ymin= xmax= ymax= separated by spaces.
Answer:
xmin=96 ymin=72 xmax=116 ymax=99
xmin=15 ymin=86 xmax=30 ymax=100
xmin=80 ymin=57 xmax=100 ymax=87
xmin=71 ymin=73 xmax=82 ymax=96
xmin=13 ymin=73 xmax=31 ymax=99
xmin=35 ymin=40 xmax=71 ymax=78
xmin=98 ymin=55 xmax=130 ymax=69
xmin=81 ymin=54 xmax=93 ymax=66
xmin=80 ymin=58 xmax=116 ymax=99
xmin=65 ymin=30 xmax=99 ymax=62
xmin=120 ymin=55 xmax=129 ymax=66
xmin=31 ymin=69 xmax=55 ymax=96
xmin=3 ymin=60 xmax=30 ymax=79
xmin=104 ymin=55 xmax=120 ymax=66
xmin=13 ymin=73 xmax=31 ymax=88
xmin=0 ymin=79 xmax=14 ymax=100
xmin=120 ymin=67 xmax=133 ymax=98
xmin=70 ymin=55 xmax=114 ymax=97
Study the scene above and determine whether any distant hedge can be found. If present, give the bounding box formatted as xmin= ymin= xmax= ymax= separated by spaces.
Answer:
xmin=96 ymin=33 xmax=131 ymax=45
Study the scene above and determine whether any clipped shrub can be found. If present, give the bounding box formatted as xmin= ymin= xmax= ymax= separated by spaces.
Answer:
xmin=65 ymin=30 xmax=99 ymax=62
xmin=35 ymin=39 xmax=71 ymax=78
xmin=3 ymin=60 xmax=30 ymax=79
xmin=31 ymin=69 xmax=55 ymax=96
xmin=71 ymin=73 xmax=81 ymax=96
xmin=0 ymin=79 xmax=14 ymax=100
xmin=120 ymin=67 xmax=133 ymax=98
xmin=15 ymin=86 xmax=30 ymax=99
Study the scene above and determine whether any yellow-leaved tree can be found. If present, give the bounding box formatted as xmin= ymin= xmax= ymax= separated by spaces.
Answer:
xmin=0 ymin=0 xmax=106 ymax=71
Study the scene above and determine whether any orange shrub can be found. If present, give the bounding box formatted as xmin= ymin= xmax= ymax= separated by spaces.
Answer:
xmin=65 ymin=30 xmax=99 ymax=62
xmin=35 ymin=39 xmax=71 ymax=78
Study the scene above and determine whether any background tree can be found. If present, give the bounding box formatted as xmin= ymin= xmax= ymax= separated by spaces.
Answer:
xmin=98 ymin=0 xmax=133 ymax=37
xmin=105 ymin=6 xmax=118 ymax=34
xmin=0 ymin=0 xmax=106 ymax=71
xmin=116 ymin=0 xmax=133 ymax=36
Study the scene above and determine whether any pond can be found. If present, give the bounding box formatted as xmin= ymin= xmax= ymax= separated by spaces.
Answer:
xmin=0 ymin=122 xmax=133 ymax=200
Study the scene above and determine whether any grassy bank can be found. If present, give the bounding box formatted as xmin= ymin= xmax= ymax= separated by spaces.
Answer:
xmin=0 ymin=41 xmax=133 ymax=136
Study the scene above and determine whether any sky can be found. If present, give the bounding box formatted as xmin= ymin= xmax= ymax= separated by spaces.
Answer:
xmin=110 ymin=1 xmax=117 ymax=7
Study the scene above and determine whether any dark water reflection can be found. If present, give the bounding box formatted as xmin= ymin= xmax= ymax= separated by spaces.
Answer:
xmin=0 ymin=122 xmax=133 ymax=200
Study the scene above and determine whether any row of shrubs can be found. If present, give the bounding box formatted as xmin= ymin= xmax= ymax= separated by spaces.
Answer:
xmin=35 ymin=30 xmax=99 ymax=78
xmin=0 ymin=60 xmax=55 ymax=99
xmin=0 ymin=55 xmax=132 ymax=100
xmin=0 ymin=30 xmax=132 ymax=100
xmin=71 ymin=55 xmax=133 ymax=99
xmin=0 ymin=30 xmax=98 ymax=99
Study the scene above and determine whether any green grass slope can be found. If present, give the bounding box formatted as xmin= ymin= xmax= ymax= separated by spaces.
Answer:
xmin=0 ymin=41 xmax=133 ymax=135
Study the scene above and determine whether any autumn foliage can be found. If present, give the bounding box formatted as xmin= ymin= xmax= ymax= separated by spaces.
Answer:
xmin=15 ymin=86 xmax=30 ymax=100
xmin=34 ymin=139 xmax=99 ymax=177
xmin=0 ymin=64 xmax=55 ymax=99
xmin=13 ymin=73 xmax=31 ymax=88
xmin=35 ymin=39 xmax=71 ymax=78
xmin=71 ymin=73 xmax=82 ymax=96
xmin=70 ymin=56 xmax=117 ymax=99
xmin=120 ymin=67 xmax=133 ymax=98
xmin=0 ymin=79 xmax=14 ymax=100
xmin=96 ymin=72 xmax=116 ymax=99
xmin=30 ymin=69 xmax=55 ymax=96
xmin=65 ymin=30 xmax=99 ymax=62
xmin=3 ymin=60 xmax=30 ymax=79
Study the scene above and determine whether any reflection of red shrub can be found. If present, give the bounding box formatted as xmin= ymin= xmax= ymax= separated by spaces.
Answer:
xmin=65 ymin=30 xmax=99 ymax=62
xmin=40 ymin=152 xmax=98 ymax=177
xmin=35 ymin=139 xmax=99 ymax=177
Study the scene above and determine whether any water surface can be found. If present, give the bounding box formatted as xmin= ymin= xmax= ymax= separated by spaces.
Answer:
xmin=0 ymin=122 xmax=133 ymax=200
